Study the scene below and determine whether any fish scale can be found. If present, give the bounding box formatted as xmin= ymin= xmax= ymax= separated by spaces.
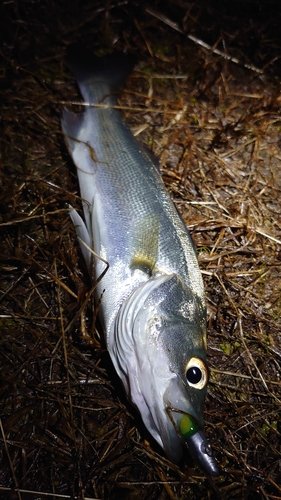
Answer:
xmin=62 ymin=47 xmax=219 ymax=475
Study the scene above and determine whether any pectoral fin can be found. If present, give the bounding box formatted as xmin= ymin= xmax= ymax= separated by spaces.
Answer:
xmin=130 ymin=215 xmax=159 ymax=276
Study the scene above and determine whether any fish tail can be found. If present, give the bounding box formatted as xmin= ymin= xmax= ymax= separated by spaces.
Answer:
xmin=65 ymin=44 xmax=136 ymax=103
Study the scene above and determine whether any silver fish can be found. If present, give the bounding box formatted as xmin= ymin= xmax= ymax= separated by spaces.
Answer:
xmin=62 ymin=47 xmax=219 ymax=475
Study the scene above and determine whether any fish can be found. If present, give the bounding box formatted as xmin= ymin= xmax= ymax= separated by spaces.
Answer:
xmin=61 ymin=46 xmax=219 ymax=476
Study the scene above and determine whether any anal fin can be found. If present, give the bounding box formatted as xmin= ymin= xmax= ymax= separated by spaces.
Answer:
xmin=70 ymin=206 xmax=92 ymax=271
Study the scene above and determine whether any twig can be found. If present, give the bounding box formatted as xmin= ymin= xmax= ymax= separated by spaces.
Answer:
xmin=0 ymin=486 xmax=101 ymax=500
xmin=0 ymin=419 xmax=23 ymax=500
xmin=144 ymin=5 xmax=263 ymax=74
xmin=54 ymin=257 xmax=74 ymax=425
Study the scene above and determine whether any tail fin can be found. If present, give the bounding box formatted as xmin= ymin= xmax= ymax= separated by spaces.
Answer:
xmin=65 ymin=44 xmax=136 ymax=103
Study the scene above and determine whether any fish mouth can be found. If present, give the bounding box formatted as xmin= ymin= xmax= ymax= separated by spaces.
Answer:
xmin=167 ymin=409 xmax=220 ymax=476
xmin=163 ymin=378 xmax=219 ymax=475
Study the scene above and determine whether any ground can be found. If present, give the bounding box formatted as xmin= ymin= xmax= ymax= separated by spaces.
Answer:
xmin=0 ymin=1 xmax=281 ymax=499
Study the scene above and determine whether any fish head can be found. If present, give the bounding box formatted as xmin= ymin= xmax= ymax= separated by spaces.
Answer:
xmin=113 ymin=273 xmax=219 ymax=475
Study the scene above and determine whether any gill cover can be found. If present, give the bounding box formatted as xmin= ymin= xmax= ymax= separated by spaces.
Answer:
xmin=111 ymin=273 xmax=215 ymax=466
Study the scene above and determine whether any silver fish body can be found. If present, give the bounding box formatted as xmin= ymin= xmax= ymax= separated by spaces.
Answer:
xmin=62 ymin=48 xmax=219 ymax=475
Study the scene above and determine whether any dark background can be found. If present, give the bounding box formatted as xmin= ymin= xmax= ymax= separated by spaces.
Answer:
xmin=1 ymin=1 xmax=281 ymax=499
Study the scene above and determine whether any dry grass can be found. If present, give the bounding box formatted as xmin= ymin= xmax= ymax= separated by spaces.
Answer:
xmin=1 ymin=1 xmax=281 ymax=499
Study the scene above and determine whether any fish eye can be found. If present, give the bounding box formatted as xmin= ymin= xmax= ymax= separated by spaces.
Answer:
xmin=185 ymin=357 xmax=208 ymax=390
